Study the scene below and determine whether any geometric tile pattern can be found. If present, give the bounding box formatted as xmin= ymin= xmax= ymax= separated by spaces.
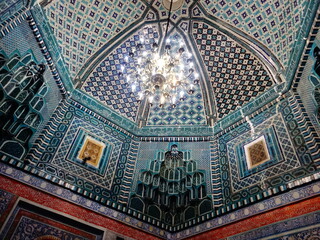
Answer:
xmin=214 ymin=99 xmax=318 ymax=207
xmin=236 ymin=127 xmax=283 ymax=179
xmin=0 ymin=21 xmax=63 ymax=145
xmin=0 ymin=6 xmax=28 ymax=38
xmin=0 ymin=189 xmax=16 ymax=229
xmin=228 ymin=114 xmax=300 ymax=193
xmin=228 ymin=212 xmax=320 ymax=240
xmin=0 ymin=189 xmax=14 ymax=216
xmin=0 ymin=200 xmax=104 ymax=240
xmin=193 ymin=22 xmax=274 ymax=119
xmin=132 ymin=141 xmax=212 ymax=196
xmin=151 ymin=0 xmax=191 ymax=23
xmin=52 ymin=117 xmax=121 ymax=189
xmin=147 ymin=33 xmax=207 ymax=126
xmin=10 ymin=216 xmax=90 ymax=240
xmin=0 ymin=20 xmax=44 ymax=65
xmin=45 ymin=0 xmax=147 ymax=78
xmin=146 ymin=91 xmax=207 ymax=126
xmin=288 ymin=94 xmax=320 ymax=168
xmin=1 ymin=166 xmax=319 ymax=239
xmin=25 ymin=102 xmax=132 ymax=203
xmin=82 ymin=25 xmax=160 ymax=122
xmin=296 ymin=47 xmax=320 ymax=134
xmin=0 ymin=0 xmax=25 ymax=23
xmin=200 ymin=0 xmax=307 ymax=68
xmin=118 ymin=140 xmax=139 ymax=204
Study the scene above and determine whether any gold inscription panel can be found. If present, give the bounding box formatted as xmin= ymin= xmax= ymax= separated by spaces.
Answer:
xmin=78 ymin=136 xmax=106 ymax=167
xmin=244 ymin=136 xmax=270 ymax=169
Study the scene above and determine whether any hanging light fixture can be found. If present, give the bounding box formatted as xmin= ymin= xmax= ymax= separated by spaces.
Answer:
xmin=119 ymin=0 xmax=199 ymax=108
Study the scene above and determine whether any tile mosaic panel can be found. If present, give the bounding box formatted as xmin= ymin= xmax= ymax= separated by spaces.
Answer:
xmin=8 ymin=214 xmax=91 ymax=239
xmin=0 ymin=0 xmax=25 ymax=23
xmin=0 ymin=189 xmax=17 ymax=228
xmin=297 ymin=43 xmax=320 ymax=134
xmin=0 ymin=172 xmax=166 ymax=239
xmin=45 ymin=0 xmax=147 ymax=79
xmin=52 ymin=117 xmax=121 ymax=189
xmin=118 ymin=140 xmax=139 ymax=204
xmin=0 ymin=20 xmax=62 ymax=144
xmin=288 ymin=94 xmax=320 ymax=168
xmin=178 ymin=196 xmax=320 ymax=240
xmin=27 ymin=101 xmax=132 ymax=202
xmin=214 ymin=99 xmax=318 ymax=206
xmin=132 ymin=141 xmax=212 ymax=196
xmin=1 ymin=163 xmax=319 ymax=239
xmin=81 ymin=25 xmax=160 ymax=122
xmin=228 ymin=211 xmax=320 ymax=240
xmin=229 ymin=114 xmax=299 ymax=193
xmin=0 ymin=5 xmax=28 ymax=38
xmin=192 ymin=21 xmax=274 ymax=119
xmin=152 ymin=0 xmax=192 ymax=23
xmin=0 ymin=200 xmax=104 ymax=240
xmin=147 ymin=32 xmax=207 ymax=126
xmin=200 ymin=0 xmax=307 ymax=68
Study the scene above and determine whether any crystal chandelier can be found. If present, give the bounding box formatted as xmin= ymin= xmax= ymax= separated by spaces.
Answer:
xmin=119 ymin=1 xmax=199 ymax=108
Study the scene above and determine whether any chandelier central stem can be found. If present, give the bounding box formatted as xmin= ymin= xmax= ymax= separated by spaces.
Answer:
xmin=164 ymin=0 xmax=173 ymax=41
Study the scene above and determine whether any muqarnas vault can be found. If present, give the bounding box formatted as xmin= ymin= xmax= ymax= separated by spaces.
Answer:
xmin=130 ymin=144 xmax=213 ymax=226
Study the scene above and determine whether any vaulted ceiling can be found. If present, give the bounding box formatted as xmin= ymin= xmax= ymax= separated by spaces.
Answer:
xmin=42 ymin=0 xmax=305 ymax=130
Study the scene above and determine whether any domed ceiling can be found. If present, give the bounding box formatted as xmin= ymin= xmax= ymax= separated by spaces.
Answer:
xmin=41 ymin=0 xmax=305 ymax=134
xmin=0 ymin=0 xmax=319 ymax=239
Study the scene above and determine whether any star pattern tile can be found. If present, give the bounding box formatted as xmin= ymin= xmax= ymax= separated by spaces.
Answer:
xmin=200 ymin=0 xmax=306 ymax=68
xmin=152 ymin=0 xmax=192 ymax=23
xmin=82 ymin=25 xmax=159 ymax=122
xmin=45 ymin=0 xmax=147 ymax=79
xmin=193 ymin=22 xmax=274 ymax=119
xmin=146 ymin=33 xmax=207 ymax=126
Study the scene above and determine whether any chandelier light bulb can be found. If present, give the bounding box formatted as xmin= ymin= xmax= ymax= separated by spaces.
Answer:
xmin=160 ymin=95 xmax=165 ymax=103
xmin=158 ymin=58 xmax=165 ymax=69
xmin=138 ymin=92 xmax=144 ymax=99
xmin=172 ymin=96 xmax=177 ymax=103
